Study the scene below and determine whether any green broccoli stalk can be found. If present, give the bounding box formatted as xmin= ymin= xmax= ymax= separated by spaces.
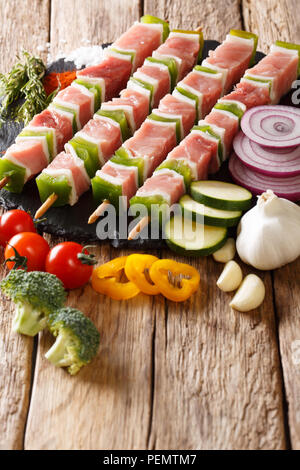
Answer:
xmin=1 ymin=270 xmax=66 ymax=336
xmin=45 ymin=307 xmax=100 ymax=375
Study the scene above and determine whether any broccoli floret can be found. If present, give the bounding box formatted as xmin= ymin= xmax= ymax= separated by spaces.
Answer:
xmin=45 ymin=307 xmax=100 ymax=375
xmin=1 ymin=270 xmax=66 ymax=336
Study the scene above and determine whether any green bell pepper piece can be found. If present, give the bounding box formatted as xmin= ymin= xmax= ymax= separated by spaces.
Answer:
xmin=68 ymin=136 xmax=100 ymax=178
xmin=96 ymin=109 xmax=131 ymax=141
xmin=275 ymin=40 xmax=300 ymax=76
xmin=172 ymin=29 xmax=204 ymax=63
xmin=243 ymin=75 xmax=272 ymax=93
xmin=0 ymin=159 xmax=26 ymax=193
xmin=156 ymin=159 xmax=193 ymax=188
xmin=129 ymin=77 xmax=153 ymax=111
xmin=176 ymin=86 xmax=199 ymax=122
xmin=140 ymin=15 xmax=170 ymax=42
xmin=130 ymin=194 xmax=169 ymax=223
xmin=194 ymin=65 xmax=219 ymax=74
xmin=18 ymin=129 xmax=54 ymax=160
xmin=51 ymin=103 xmax=78 ymax=133
xmin=109 ymin=48 xmax=135 ymax=67
xmin=214 ymin=101 xmax=245 ymax=122
xmin=146 ymin=57 xmax=178 ymax=90
xmin=91 ymin=175 xmax=123 ymax=211
xmin=193 ymin=125 xmax=223 ymax=164
xmin=74 ymin=79 xmax=101 ymax=111
xmin=36 ymin=173 xmax=71 ymax=207
xmin=111 ymin=147 xmax=145 ymax=186
xmin=147 ymin=113 xmax=181 ymax=143
xmin=230 ymin=30 xmax=258 ymax=66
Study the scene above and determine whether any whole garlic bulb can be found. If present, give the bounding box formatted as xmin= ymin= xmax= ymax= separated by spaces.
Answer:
xmin=236 ymin=190 xmax=300 ymax=270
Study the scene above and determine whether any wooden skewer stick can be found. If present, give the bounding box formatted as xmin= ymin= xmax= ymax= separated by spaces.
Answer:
xmin=128 ymin=215 xmax=150 ymax=240
xmin=88 ymin=199 xmax=110 ymax=224
xmin=34 ymin=193 xmax=58 ymax=219
xmin=0 ymin=176 xmax=9 ymax=190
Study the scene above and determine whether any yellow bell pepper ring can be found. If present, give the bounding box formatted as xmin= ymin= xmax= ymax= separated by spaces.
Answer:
xmin=125 ymin=254 xmax=160 ymax=295
xmin=91 ymin=256 xmax=140 ymax=300
xmin=149 ymin=259 xmax=200 ymax=302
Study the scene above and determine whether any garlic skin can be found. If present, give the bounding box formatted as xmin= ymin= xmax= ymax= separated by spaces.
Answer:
xmin=217 ymin=260 xmax=243 ymax=292
xmin=213 ymin=238 xmax=236 ymax=263
xmin=230 ymin=274 xmax=265 ymax=312
xmin=236 ymin=190 xmax=300 ymax=270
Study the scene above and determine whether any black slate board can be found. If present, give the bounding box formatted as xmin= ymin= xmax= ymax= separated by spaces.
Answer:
xmin=0 ymin=40 xmax=287 ymax=250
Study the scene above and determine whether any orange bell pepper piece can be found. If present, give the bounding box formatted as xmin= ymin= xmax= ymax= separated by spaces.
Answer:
xmin=91 ymin=256 xmax=140 ymax=300
xmin=125 ymin=254 xmax=160 ymax=295
xmin=149 ymin=259 xmax=200 ymax=302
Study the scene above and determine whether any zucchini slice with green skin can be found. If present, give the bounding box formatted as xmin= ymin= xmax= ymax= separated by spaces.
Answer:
xmin=179 ymin=194 xmax=242 ymax=227
xmin=164 ymin=215 xmax=228 ymax=256
xmin=190 ymin=181 xmax=252 ymax=211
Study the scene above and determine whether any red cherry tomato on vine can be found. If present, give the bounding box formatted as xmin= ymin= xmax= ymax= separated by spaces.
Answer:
xmin=45 ymin=242 xmax=96 ymax=289
xmin=0 ymin=210 xmax=36 ymax=247
xmin=5 ymin=232 xmax=50 ymax=271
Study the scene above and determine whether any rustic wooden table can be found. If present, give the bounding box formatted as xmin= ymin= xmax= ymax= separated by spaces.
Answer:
xmin=0 ymin=0 xmax=299 ymax=451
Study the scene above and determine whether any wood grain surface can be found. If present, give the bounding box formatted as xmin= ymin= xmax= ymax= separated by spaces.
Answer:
xmin=0 ymin=0 xmax=50 ymax=73
xmin=243 ymin=0 xmax=300 ymax=450
xmin=243 ymin=0 xmax=300 ymax=53
xmin=0 ymin=0 xmax=299 ymax=450
xmin=144 ymin=0 xmax=242 ymax=41
xmin=0 ymin=0 xmax=50 ymax=450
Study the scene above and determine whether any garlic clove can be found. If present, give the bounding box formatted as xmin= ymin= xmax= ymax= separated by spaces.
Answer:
xmin=217 ymin=260 xmax=243 ymax=292
xmin=229 ymin=274 xmax=265 ymax=312
xmin=213 ymin=238 xmax=236 ymax=263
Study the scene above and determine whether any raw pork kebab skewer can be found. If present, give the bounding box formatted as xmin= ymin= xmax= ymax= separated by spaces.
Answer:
xmin=127 ymin=39 xmax=300 ymax=239
xmin=0 ymin=15 xmax=169 ymax=199
xmin=34 ymin=26 xmax=204 ymax=218
xmin=87 ymin=29 xmax=259 ymax=224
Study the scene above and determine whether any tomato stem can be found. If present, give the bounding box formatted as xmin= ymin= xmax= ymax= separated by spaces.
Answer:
xmin=77 ymin=245 xmax=97 ymax=266
xmin=4 ymin=244 xmax=28 ymax=270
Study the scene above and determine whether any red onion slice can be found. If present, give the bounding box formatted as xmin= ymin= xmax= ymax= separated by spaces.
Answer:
xmin=229 ymin=153 xmax=300 ymax=201
xmin=233 ymin=130 xmax=300 ymax=176
xmin=241 ymin=105 xmax=300 ymax=147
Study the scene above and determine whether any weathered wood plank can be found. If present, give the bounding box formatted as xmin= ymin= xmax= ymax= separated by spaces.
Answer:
xmin=273 ymin=260 xmax=300 ymax=449
xmin=0 ymin=0 xmax=50 ymax=449
xmin=143 ymin=0 xmax=242 ymax=41
xmin=242 ymin=0 xmax=300 ymax=53
xmin=50 ymin=0 xmax=141 ymax=58
xmin=0 ymin=240 xmax=34 ymax=450
xmin=24 ymin=0 xmax=156 ymax=450
xmin=25 ymin=244 xmax=160 ymax=450
xmin=148 ymin=255 xmax=286 ymax=449
xmin=0 ymin=0 xmax=50 ymax=72
xmin=243 ymin=0 xmax=300 ymax=449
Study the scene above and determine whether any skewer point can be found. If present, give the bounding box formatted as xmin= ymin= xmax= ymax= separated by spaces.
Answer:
xmin=0 ymin=176 xmax=9 ymax=190
xmin=128 ymin=215 xmax=150 ymax=240
xmin=88 ymin=200 xmax=110 ymax=224
xmin=34 ymin=193 xmax=58 ymax=219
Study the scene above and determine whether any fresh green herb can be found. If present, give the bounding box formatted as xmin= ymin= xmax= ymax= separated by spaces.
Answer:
xmin=0 ymin=51 xmax=57 ymax=126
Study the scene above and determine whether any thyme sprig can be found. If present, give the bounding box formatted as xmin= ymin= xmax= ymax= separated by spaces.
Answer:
xmin=0 ymin=50 xmax=57 ymax=125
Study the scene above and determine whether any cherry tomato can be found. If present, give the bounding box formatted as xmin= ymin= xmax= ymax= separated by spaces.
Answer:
xmin=5 ymin=232 xmax=50 ymax=271
xmin=0 ymin=210 xmax=36 ymax=247
xmin=45 ymin=242 xmax=96 ymax=289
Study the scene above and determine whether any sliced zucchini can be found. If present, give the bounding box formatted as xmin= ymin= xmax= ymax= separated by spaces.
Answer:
xmin=164 ymin=215 xmax=227 ymax=256
xmin=190 ymin=181 xmax=252 ymax=211
xmin=179 ymin=194 xmax=242 ymax=227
